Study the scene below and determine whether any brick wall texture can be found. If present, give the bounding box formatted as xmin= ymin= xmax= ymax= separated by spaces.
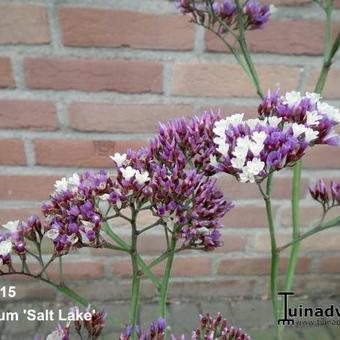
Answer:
xmin=0 ymin=0 xmax=340 ymax=303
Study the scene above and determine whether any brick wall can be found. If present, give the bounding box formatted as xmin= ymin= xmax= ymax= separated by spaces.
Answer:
xmin=0 ymin=0 xmax=340 ymax=303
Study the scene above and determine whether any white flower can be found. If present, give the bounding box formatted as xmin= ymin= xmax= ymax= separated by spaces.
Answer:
xmin=213 ymin=136 xmax=225 ymax=146
xmin=304 ymin=128 xmax=319 ymax=143
xmin=0 ymin=239 xmax=12 ymax=256
xmin=246 ymin=118 xmax=261 ymax=130
xmin=239 ymin=168 xmax=255 ymax=183
xmin=45 ymin=229 xmax=59 ymax=240
xmin=216 ymin=143 xmax=229 ymax=157
xmin=213 ymin=119 xmax=228 ymax=138
xmin=283 ymin=91 xmax=302 ymax=107
xmin=306 ymin=111 xmax=321 ymax=126
xmin=46 ymin=330 xmax=64 ymax=340
xmin=135 ymin=170 xmax=151 ymax=185
xmin=226 ymin=113 xmax=244 ymax=126
xmin=249 ymin=142 xmax=263 ymax=157
xmin=209 ymin=155 xmax=219 ymax=167
xmin=197 ymin=227 xmax=210 ymax=234
xmin=267 ymin=116 xmax=282 ymax=127
xmin=231 ymin=157 xmax=245 ymax=169
xmin=305 ymin=92 xmax=321 ymax=104
xmin=251 ymin=131 xmax=267 ymax=145
xmin=236 ymin=136 xmax=251 ymax=149
xmin=54 ymin=177 xmax=69 ymax=193
xmin=2 ymin=220 xmax=19 ymax=232
xmin=110 ymin=153 xmax=127 ymax=167
xmin=120 ymin=166 xmax=136 ymax=181
xmin=292 ymin=123 xmax=308 ymax=138
xmin=317 ymin=102 xmax=340 ymax=123
xmin=245 ymin=158 xmax=265 ymax=176
xmin=67 ymin=173 xmax=80 ymax=192
xmin=98 ymin=194 xmax=110 ymax=200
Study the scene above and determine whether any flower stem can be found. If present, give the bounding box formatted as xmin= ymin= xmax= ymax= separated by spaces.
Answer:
xmin=159 ymin=235 xmax=177 ymax=323
xmin=129 ymin=204 xmax=141 ymax=339
xmin=235 ymin=0 xmax=264 ymax=99
xmin=260 ymin=174 xmax=280 ymax=338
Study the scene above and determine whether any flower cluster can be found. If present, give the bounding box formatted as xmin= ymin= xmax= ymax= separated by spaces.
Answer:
xmin=310 ymin=179 xmax=340 ymax=209
xmin=176 ymin=0 xmax=270 ymax=31
xmin=41 ymin=172 xmax=107 ymax=255
xmin=192 ymin=312 xmax=251 ymax=339
xmin=120 ymin=318 xmax=167 ymax=340
xmin=212 ymin=91 xmax=340 ymax=183
xmin=43 ymin=307 xmax=106 ymax=340
xmin=120 ymin=314 xmax=250 ymax=340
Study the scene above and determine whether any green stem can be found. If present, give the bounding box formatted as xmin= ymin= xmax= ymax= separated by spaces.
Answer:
xmin=235 ymin=0 xmax=264 ymax=98
xmin=260 ymin=174 xmax=280 ymax=338
xmin=59 ymin=256 xmax=64 ymax=286
xmin=102 ymin=220 xmax=161 ymax=289
xmin=129 ymin=205 xmax=140 ymax=339
xmin=159 ymin=235 xmax=177 ymax=322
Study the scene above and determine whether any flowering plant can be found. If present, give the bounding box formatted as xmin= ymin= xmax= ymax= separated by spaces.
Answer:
xmin=1 ymin=0 xmax=340 ymax=339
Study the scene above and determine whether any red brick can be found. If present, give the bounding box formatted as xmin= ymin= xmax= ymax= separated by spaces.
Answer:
xmin=216 ymin=233 xmax=247 ymax=252
xmin=319 ymin=256 xmax=340 ymax=273
xmin=0 ymin=100 xmax=58 ymax=130
xmin=0 ymin=139 xmax=26 ymax=165
xmin=46 ymin=261 xmax=105 ymax=281
xmin=0 ymin=57 xmax=15 ymax=88
xmin=172 ymin=64 xmax=300 ymax=97
xmin=218 ymin=257 xmax=310 ymax=275
xmin=221 ymin=206 xmax=277 ymax=228
xmin=206 ymin=21 xmax=339 ymax=55
xmin=169 ymin=279 xmax=257 ymax=298
xmin=0 ymin=207 xmax=40 ymax=225
xmin=264 ymin=0 xmax=310 ymax=4
xmin=303 ymin=145 xmax=340 ymax=169
xmin=24 ymin=57 xmax=163 ymax=93
xmin=199 ymin=105 xmax=258 ymax=118
xmin=0 ymin=175 xmax=59 ymax=201
xmin=306 ymin=68 xmax=340 ymax=99
xmin=0 ymin=5 xmax=49 ymax=44
xmin=34 ymin=139 xmax=148 ymax=168
xmin=60 ymin=8 xmax=194 ymax=50
xmin=112 ymin=257 xmax=212 ymax=278
xmin=68 ymin=103 xmax=193 ymax=133
xmin=216 ymin=174 xmax=308 ymax=200
xmin=335 ymin=0 xmax=340 ymax=8
xmin=253 ymin=231 xmax=340 ymax=252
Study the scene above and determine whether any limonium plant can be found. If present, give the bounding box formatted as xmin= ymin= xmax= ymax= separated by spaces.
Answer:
xmin=1 ymin=0 xmax=339 ymax=339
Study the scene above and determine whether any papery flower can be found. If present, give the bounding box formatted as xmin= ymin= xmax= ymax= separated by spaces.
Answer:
xmin=310 ymin=178 xmax=340 ymax=209
xmin=120 ymin=318 xmax=167 ymax=340
xmin=46 ymin=323 xmax=70 ymax=340
xmin=2 ymin=220 xmax=19 ymax=232
xmin=244 ymin=1 xmax=270 ymax=30
xmin=212 ymin=90 xmax=340 ymax=183
xmin=0 ymin=236 xmax=12 ymax=257
xmin=110 ymin=152 xmax=127 ymax=167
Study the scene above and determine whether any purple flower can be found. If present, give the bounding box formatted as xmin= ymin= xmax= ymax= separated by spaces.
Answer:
xmin=244 ymin=1 xmax=271 ymax=29
xmin=310 ymin=178 xmax=340 ymax=209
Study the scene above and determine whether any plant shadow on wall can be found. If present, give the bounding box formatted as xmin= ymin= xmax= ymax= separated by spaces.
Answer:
xmin=0 ymin=0 xmax=340 ymax=339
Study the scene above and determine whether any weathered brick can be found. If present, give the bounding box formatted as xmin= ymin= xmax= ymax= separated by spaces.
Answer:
xmin=306 ymin=68 xmax=340 ymax=99
xmin=0 ymin=175 xmax=59 ymax=201
xmin=112 ymin=257 xmax=212 ymax=278
xmin=303 ymin=145 xmax=340 ymax=169
xmin=169 ymin=279 xmax=257 ymax=298
xmin=24 ymin=58 xmax=163 ymax=93
xmin=34 ymin=139 xmax=148 ymax=168
xmin=319 ymin=256 xmax=340 ymax=273
xmin=46 ymin=260 xmax=105 ymax=281
xmin=221 ymin=206 xmax=277 ymax=228
xmin=68 ymin=103 xmax=193 ymax=133
xmin=216 ymin=233 xmax=247 ymax=252
xmin=0 ymin=5 xmax=49 ymax=44
xmin=0 ymin=100 xmax=58 ymax=130
xmin=218 ymin=257 xmax=311 ymax=275
xmin=216 ymin=174 xmax=308 ymax=200
xmin=206 ymin=21 xmax=339 ymax=55
xmin=0 ymin=207 xmax=40 ymax=225
xmin=172 ymin=64 xmax=301 ymax=97
xmin=0 ymin=139 xmax=26 ymax=165
xmin=60 ymin=8 xmax=194 ymax=50
xmin=253 ymin=231 xmax=340 ymax=252
xmin=0 ymin=57 xmax=15 ymax=88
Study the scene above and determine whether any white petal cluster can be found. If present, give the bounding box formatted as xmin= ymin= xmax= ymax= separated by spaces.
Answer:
xmin=239 ymin=158 xmax=265 ymax=183
xmin=110 ymin=153 xmax=127 ymax=167
xmin=54 ymin=173 xmax=80 ymax=194
xmin=318 ymin=102 xmax=340 ymax=123
xmin=0 ymin=238 xmax=12 ymax=257
xmin=120 ymin=166 xmax=150 ymax=185
xmin=2 ymin=220 xmax=19 ymax=233
xmin=292 ymin=123 xmax=319 ymax=143
xmin=283 ymin=91 xmax=302 ymax=107
xmin=306 ymin=111 xmax=322 ymax=126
